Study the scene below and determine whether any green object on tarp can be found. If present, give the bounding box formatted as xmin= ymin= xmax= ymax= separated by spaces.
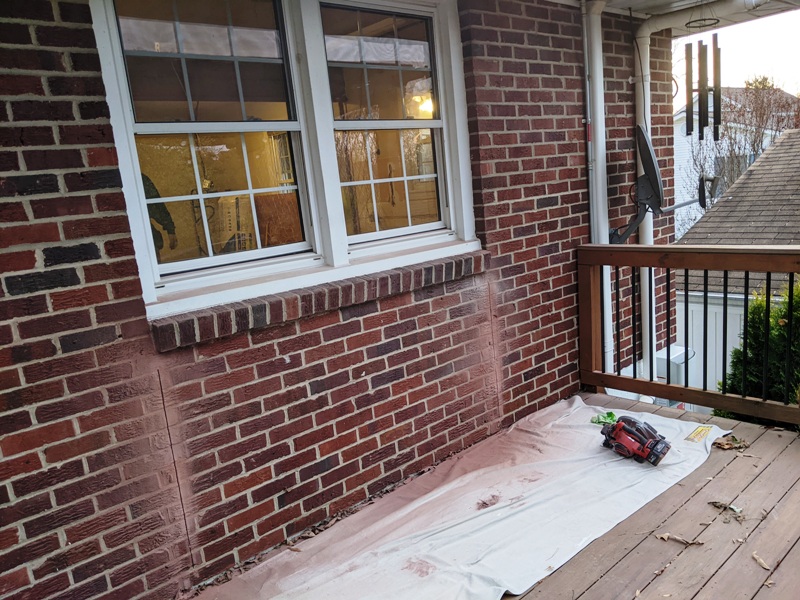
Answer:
xmin=591 ymin=411 xmax=617 ymax=425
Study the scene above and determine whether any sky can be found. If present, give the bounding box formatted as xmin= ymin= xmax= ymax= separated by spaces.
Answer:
xmin=672 ymin=9 xmax=800 ymax=111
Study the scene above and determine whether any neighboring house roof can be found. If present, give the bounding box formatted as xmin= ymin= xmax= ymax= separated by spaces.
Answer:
xmin=678 ymin=128 xmax=800 ymax=246
xmin=677 ymin=129 xmax=800 ymax=294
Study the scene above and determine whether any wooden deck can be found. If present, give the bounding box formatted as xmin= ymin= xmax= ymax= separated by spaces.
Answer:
xmin=509 ymin=393 xmax=800 ymax=600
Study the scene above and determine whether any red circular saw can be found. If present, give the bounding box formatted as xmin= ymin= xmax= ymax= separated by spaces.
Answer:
xmin=600 ymin=416 xmax=671 ymax=466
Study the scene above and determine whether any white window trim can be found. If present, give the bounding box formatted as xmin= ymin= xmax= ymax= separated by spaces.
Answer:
xmin=90 ymin=0 xmax=479 ymax=320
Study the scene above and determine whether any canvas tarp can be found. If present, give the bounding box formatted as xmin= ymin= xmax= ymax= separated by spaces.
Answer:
xmin=197 ymin=396 xmax=728 ymax=600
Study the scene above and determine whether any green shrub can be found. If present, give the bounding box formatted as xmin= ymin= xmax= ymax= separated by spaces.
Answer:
xmin=722 ymin=281 xmax=800 ymax=404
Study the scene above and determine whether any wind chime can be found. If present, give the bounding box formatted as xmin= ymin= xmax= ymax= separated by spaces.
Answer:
xmin=684 ymin=32 xmax=722 ymax=141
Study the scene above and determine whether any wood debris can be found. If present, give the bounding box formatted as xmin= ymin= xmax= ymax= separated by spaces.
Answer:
xmin=654 ymin=532 xmax=703 ymax=546
xmin=654 ymin=561 xmax=672 ymax=576
xmin=753 ymin=552 xmax=771 ymax=570
xmin=764 ymin=579 xmax=775 ymax=588
xmin=713 ymin=436 xmax=749 ymax=450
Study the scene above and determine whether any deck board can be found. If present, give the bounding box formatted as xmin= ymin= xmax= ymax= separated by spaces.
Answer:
xmin=510 ymin=394 xmax=800 ymax=600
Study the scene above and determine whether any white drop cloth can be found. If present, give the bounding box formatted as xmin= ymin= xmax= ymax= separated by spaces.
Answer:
xmin=198 ymin=396 xmax=727 ymax=600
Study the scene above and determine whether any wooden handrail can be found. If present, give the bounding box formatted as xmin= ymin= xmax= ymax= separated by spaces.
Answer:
xmin=578 ymin=244 xmax=800 ymax=425
xmin=579 ymin=244 xmax=800 ymax=272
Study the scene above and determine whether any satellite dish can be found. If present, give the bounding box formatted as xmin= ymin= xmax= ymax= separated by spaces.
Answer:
xmin=609 ymin=125 xmax=714 ymax=243
xmin=635 ymin=124 xmax=665 ymax=215
xmin=609 ymin=125 xmax=665 ymax=243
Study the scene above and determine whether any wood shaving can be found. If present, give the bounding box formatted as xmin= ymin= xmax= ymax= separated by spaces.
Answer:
xmin=764 ymin=579 xmax=775 ymax=588
xmin=288 ymin=546 xmax=302 ymax=553
xmin=653 ymin=532 xmax=703 ymax=546
xmin=654 ymin=561 xmax=672 ymax=576
xmin=753 ymin=552 xmax=771 ymax=570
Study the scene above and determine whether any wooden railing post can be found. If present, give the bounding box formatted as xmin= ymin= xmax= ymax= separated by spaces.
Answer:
xmin=578 ymin=249 xmax=603 ymax=380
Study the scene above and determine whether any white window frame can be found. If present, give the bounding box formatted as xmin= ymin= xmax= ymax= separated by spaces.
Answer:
xmin=91 ymin=0 xmax=478 ymax=320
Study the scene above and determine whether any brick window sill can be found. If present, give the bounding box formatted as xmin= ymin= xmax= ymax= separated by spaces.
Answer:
xmin=150 ymin=251 xmax=490 ymax=353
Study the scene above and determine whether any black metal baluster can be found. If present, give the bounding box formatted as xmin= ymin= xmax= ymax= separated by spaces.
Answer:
xmin=786 ymin=272 xmax=795 ymax=405
xmin=616 ymin=266 xmax=621 ymax=376
xmin=742 ymin=272 xmax=749 ymax=397
xmin=703 ymin=270 xmax=709 ymax=391
xmin=666 ymin=268 xmax=672 ymax=385
xmin=649 ymin=267 xmax=655 ymax=382
xmin=632 ymin=267 xmax=638 ymax=379
xmin=684 ymin=268 xmax=689 ymax=388
xmin=763 ymin=272 xmax=771 ymax=401
xmin=721 ymin=271 xmax=729 ymax=395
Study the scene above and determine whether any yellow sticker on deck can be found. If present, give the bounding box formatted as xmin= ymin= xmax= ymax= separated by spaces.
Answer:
xmin=685 ymin=425 xmax=713 ymax=443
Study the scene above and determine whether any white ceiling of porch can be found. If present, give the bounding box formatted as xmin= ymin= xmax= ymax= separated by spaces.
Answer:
xmin=604 ymin=0 xmax=800 ymax=36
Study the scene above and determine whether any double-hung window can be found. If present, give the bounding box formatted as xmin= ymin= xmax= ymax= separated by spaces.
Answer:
xmin=92 ymin=0 xmax=477 ymax=318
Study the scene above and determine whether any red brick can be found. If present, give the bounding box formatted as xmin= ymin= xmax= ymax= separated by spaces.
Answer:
xmin=63 ymin=217 xmax=132 ymax=242
xmin=50 ymin=284 xmax=110 ymax=310
xmin=0 ymin=223 xmax=60 ymax=249
xmin=1 ymin=74 xmax=44 ymax=96
xmin=30 ymin=196 xmax=93 ymax=218
xmin=45 ymin=430 xmax=111 ymax=465
xmin=0 ymin=368 xmax=21 ymax=390
xmin=23 ymin=498 xmax=95 ymax=538
xmin=65 ymin=507 xmax=128 ymax=544
xmin=32 ymin=539 xmax=102 ymax=580
xmin=1 ymin=420 xmax=75 ymax=457
xmin=66 ymin=362 xmax=133 ymax=393
xmin=0 ymin=453 xmax=42 ymax=482
xmin=0 ymin=202 xmax=28 ymax=223
xmin=86 ymin=146 xmax=118 ymax=167
xmin=22 ymin=350 xmax=95 ymax=383
xmin=0 ymin=527 xmax=19 ymax=552
xmin=35 ymin=389 xmax=104 ymax=423
xmin=1 ymin=570 xmax=32 ymax=599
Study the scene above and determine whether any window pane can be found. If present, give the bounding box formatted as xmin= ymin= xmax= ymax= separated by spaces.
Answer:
xmin=335 ymin=131 xmax=370 ymax=183
xmin=175 ymin=0 xmax=227 ymax=27
xmin=240 ymin=62 xmax=289 ymax=121
xmin=403 ymin=71 xmax=434 ymax=120
xmin=244 ymin=132 xmax=295 ymax=189
xmin=230 ymin=0 xmax=281 ymax=58
xmin=135 ymin=134 xmax=196 ymax=198
xmin=185 ymin=59 xmax=242 ymax=121
xmin=230 ymin=0 xmax=277 ymax=30
xmin=367 ymin=69 xmax=402 ymax=119
xmin=396 ymin=18 xmax=430 ymax=68
xmin=205 ymin=195 xmax=257 ymax=255
xmin=372 ymin=130 xmax=401 ymax=180
xmin=329 ymin=67 xmax=367 ymax=120
xmin=151 ymin=199 xmax=208 ymax=264
xmin=359 ymin=12 xmax=396 ymax=65
xmin=195 ymin=133 xmax=248 ymax=193
xmin=403 ymin=129 xmax=435 ymax=176
xmin=116 ymin=0 xmax=177 ymax=53
xmin=180 ymin=23 xmax=232 ymax=56
xmin=342 ymin=185 xmax=375 ymax=235
xmin=408 ymin=178 xmax=439 ymax=225
xmin=126 ymin=56 xmax=190 ymax=122
xmin=320 ymin=6 xmax=360 ymax=38
xmin=254 ymin=191 xmax=304 ymax=247
xmin=375 ymin=181 xmax=408 ymax=230
xmin=233 ymin=28 xmax=281 ymax=59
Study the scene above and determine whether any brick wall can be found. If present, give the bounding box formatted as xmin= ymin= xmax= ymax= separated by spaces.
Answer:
xmin=460 ymin=0 xmax=674 ymax=408
xmin=0 ymin=0 xmax=674 ymax=598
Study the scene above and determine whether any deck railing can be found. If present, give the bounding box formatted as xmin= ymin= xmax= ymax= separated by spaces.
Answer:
xmin=578 ymin=244 xmax=800 ymax=424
